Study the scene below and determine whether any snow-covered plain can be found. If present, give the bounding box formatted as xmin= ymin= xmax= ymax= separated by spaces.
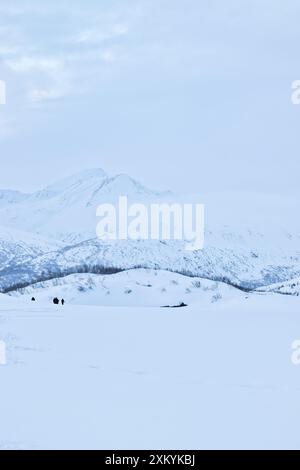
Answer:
xmin=1 ymin=282 xmax=300 ymax=450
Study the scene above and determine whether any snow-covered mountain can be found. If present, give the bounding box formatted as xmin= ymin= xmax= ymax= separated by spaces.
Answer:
xmin=0 ymin=168 xmax=167 ymax=241
xmin=0 ymin=236 xmax=299 ymax=293
xmin=0 ymin=190 xmax=28 ymax=208
xmin=0 ymin=225 xmax=62 ymax=271
xmin=0 ymin=168 xmax=299 ymax=294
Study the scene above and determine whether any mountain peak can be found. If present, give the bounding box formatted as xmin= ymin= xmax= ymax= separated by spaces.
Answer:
xmin=0 ymin=190 xmax=29 ymax=207
xmin=29 ymin=168 xmax=108 ymax=202
xmin=44 ymin=168 xmax=107 ymax=193
xmin=102 ymin=173 xmax=150 ymax=194
xmin=0 ymin=168 xmax=171 ymax=239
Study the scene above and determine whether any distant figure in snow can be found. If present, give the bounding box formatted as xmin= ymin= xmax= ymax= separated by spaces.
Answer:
xmin=31 ymin=297 xmax=36 ymax=302
xmin=53 ymin=297 xmax=59 ymax=305
xmin=61 ymin=299 xmax=65 ymax=306
xmin=162 ymin=302 xmax=188 ymax=308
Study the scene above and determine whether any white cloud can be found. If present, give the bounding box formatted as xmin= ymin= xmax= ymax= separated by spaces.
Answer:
xmin=99 ymin=50 xmax=116 ymax=63
xmin=6 ymin=56 xmax=64 ymax=74
xmin=5 ymin=56 xmax=70 ymax=103
xmin=0 ymin=116 xmax=15 ymax=140
xmin=0 ymin=45 xmax=19 ymax=56
xmin=29 ymin=87 xmax=66 ymax=102
xmin=76 ymin=24 xmax=129 ymax=44
xmin=0 ymin=1 xmax=139 ymax=109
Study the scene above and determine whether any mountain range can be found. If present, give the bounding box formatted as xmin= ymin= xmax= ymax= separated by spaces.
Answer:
xmin=0 ymin=168 xmax=299 ymax=293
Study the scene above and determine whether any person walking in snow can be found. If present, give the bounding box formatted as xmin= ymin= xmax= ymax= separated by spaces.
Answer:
xmin=61 ymin=299 xmax=65 ymax=306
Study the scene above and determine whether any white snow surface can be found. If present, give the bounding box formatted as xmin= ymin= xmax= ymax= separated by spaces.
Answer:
xmin=0 ymin=169 xmax=299 ymax=449
xmin=0 ymin=290 xmax=300 ymax=449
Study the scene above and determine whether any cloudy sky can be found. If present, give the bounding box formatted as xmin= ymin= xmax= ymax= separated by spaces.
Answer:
xmin=0 ymin=0 xmax=299 ymax=194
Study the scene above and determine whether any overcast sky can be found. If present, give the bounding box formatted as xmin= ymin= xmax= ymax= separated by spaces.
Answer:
xmin=0 ymin=0 xmax=299 ymax=194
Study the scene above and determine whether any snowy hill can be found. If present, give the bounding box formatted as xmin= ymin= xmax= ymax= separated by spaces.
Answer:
xmin=255 ymin=278 xmax=300 ymax=296
xmin=0 ymin=236 xmax=299 ymax=293
xmin=9 ymin=269 xmax=245 ymax=307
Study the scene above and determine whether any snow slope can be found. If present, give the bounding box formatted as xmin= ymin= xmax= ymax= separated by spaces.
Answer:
xmin=0 ymin=169 xmax=167 ymax=242
xmin=0 ymin=190 xmax=28 ymax=208
xmin=9 ymin=269 xmax=245 ymax=307
xmin=0 ymin=294 xmax=300 ymax=449
xmin=0 ymin=225 xmax=62 ymax=271
xmin=0 ymin=237 xmax=299 ymax=293
xmin=256 ymin=278 xmax=300 ymax=296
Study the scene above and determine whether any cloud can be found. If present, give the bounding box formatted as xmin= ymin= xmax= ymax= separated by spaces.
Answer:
xmin=0 ymin=45 xmax=20 ymax=57
xmin=28 ymin=87 xmax=67 ymax=102
xmin=0 ymin=116 xmax=16 ymax=140
xmin=76 ymin=24 xmax=129 ymax=44
xmin=5 ymin=56 xmax=71 ymax=103
xmin=6 ymin=56 xmax=64 ymax=74
xmin=0 ymin=5 xmax=37 ymax=15
xmin=1 ymin=4 xmax=133 ymax=105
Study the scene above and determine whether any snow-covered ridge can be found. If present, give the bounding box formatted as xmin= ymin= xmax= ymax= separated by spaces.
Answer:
xmin=0 ymin=225 xmax=63 ymax=271
xmin=0 ymin=236 xmax=299 ymax=294
xmin=255 ymin=278 xmax=300 ymax=296
xmin=0 ymin=189 xmax=28 ymax=207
